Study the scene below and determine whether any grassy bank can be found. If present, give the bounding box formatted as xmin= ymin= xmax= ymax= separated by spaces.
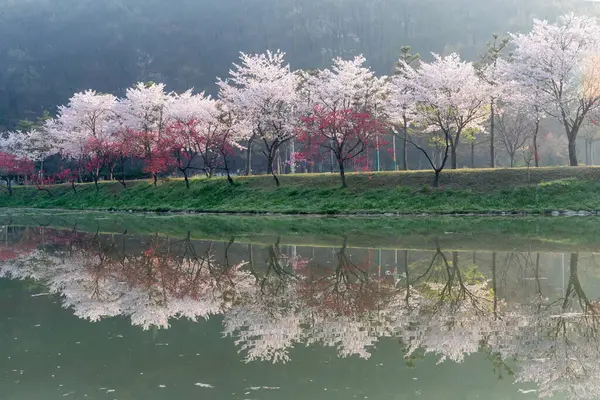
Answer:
xmin=2 ymin=209 xmax=600 ymax=253
xmin=2 ymin=167 xmax=600 ymax=214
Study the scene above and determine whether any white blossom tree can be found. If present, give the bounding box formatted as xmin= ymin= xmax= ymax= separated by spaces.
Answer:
xmin=509 ymin=13 xmax=600 ymax=166
xmin=51 ymin=90 xmax=117 ymax=159
xmin=395 ymin=53 xmax=488 ymax=185
xmin=217 ymin=50 xmax=300 ymax=186
xmin=301 ymin=55 xmax=387 ymax=114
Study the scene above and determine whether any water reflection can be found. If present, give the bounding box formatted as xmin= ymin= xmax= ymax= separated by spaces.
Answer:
xmin=2 ymin=224 xmax=600 ymax=399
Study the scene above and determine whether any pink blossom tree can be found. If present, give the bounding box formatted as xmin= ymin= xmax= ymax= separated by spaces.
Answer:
xmin=105 ymin=128 xmax=135 ymax=188
xmin=168 ymin=91 xmax=243 ymax=187
xmin=115 ymin=82 xmax=174 ymax=185
xmin=299 ymin=106 xmax=384 ymax=187
xmin=55 ymin=167 xmax=78 ymax=194
xmin=299 ymin=55 xmax=388 ymax=186
xmin=0 ymin=152 xmax=34 ymax=196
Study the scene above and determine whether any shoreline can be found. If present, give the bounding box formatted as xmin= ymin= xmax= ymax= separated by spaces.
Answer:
xmin=3 ymin=208 xmax=600 ymax=254
xmin=2 ymin=206 xmax=600 ymax=218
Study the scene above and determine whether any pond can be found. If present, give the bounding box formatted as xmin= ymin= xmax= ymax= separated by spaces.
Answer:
xmin=1 ymin=211 xmax=599 ymax=400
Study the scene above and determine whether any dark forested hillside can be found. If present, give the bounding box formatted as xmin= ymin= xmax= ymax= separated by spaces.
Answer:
xmin=0 ymin=0 xmax=599 ymax=129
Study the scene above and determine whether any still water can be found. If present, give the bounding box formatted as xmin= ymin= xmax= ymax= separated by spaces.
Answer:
xmin=1 ymin=212 xmax=599 ymax=400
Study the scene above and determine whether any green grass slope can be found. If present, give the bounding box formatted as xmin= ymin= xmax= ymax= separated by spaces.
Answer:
xmin=2 ymin=167 xmax=600 ymax=214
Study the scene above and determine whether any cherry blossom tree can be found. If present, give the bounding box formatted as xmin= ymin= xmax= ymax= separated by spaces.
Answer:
xmin=55 ymin=168 xmax=78 ymax=194
xmin=0 ymin=152 xmax=34 ymax=195
xmin=52 ymin=90 xmax=117 ymax=158
xmin=218 ymin=50 xmax=299 ymax=186
xmin=164 ymin=120 xmax=201 ymax=188
xmin=82 ymin=141 xmax=112 ymax=191
xmin=509 ymin=14 xmax=600 ymax=166
xmin=299 ymin=55 xmax=388 ymax=186
xmin=301 ymin=55 xmax=388 ymax=115
xmin=395 ymin=53 xmax=488 ymax=185
xmin=140 ymin=138 xmax=177 ymax=184
xmin=166 ymin=90 xmax=203 ymax=186
xmin=46 ymin=90 xmax=118 ymax=188
xmin=169 ymin=91 xmax=243 ymax=187
xmin=1 ymin=128 xmax=56 ymax=177
xmin=116 ymin=82 xmax=174 ymax=185
xmin=299 ymin=106 xmax=384 ymax=187
xmin=105 ymin=128 xmax=135 ymax=188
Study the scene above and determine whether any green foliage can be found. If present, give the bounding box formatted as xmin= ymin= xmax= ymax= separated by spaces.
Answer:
xmin=1 ymin=168 xmax=600 ymax=217
xmin=394 ymin=46 xmax=420 ymax=74
xmin=15 ymin=110 xmax=51 ymax=132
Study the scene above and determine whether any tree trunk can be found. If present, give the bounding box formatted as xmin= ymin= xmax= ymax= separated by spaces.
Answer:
xmin=183 ymin=170 xmax=190 ymax=189
xmin=568 ymin=137 xmax=578 ymax=167
xmin=222 ymin=154 xmax=234 ymax=185
xmin=267 ymin=153 xmax=280 ymax=187
xmin=433 ymin=169 xmax=441 ymax=187
xmin=153 ymin=173 xmax=158 ymax=186
xmin=510 ymin=153 xmax=515 ymax=168
xmin=5 ymin=179 xmax=12 ymax=196
xmin=71 ymin=182 xmax=77 ymax=194
xmin=119 ymin=157 xmax=127 ymax=188
xmin=490 ymin=100 xmax=495 ymax=168
xmin=450 ymin=145 xmax=458 ymax=169
xmin=533 ymin=120 xmax=540 ymax=168
xmin=339 ymin=160 xmax=347 ymax=188
xmin=471 ymin=141 xmax=475 ymax=168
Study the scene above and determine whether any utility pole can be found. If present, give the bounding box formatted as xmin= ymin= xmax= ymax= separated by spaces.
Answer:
xmin=290 ymin=140 xmax=296 ymax=174
xmin=392 ymin=135 xmax=397 ymax=171
xmin=376 ymin=136 xmax=380 ymax=171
